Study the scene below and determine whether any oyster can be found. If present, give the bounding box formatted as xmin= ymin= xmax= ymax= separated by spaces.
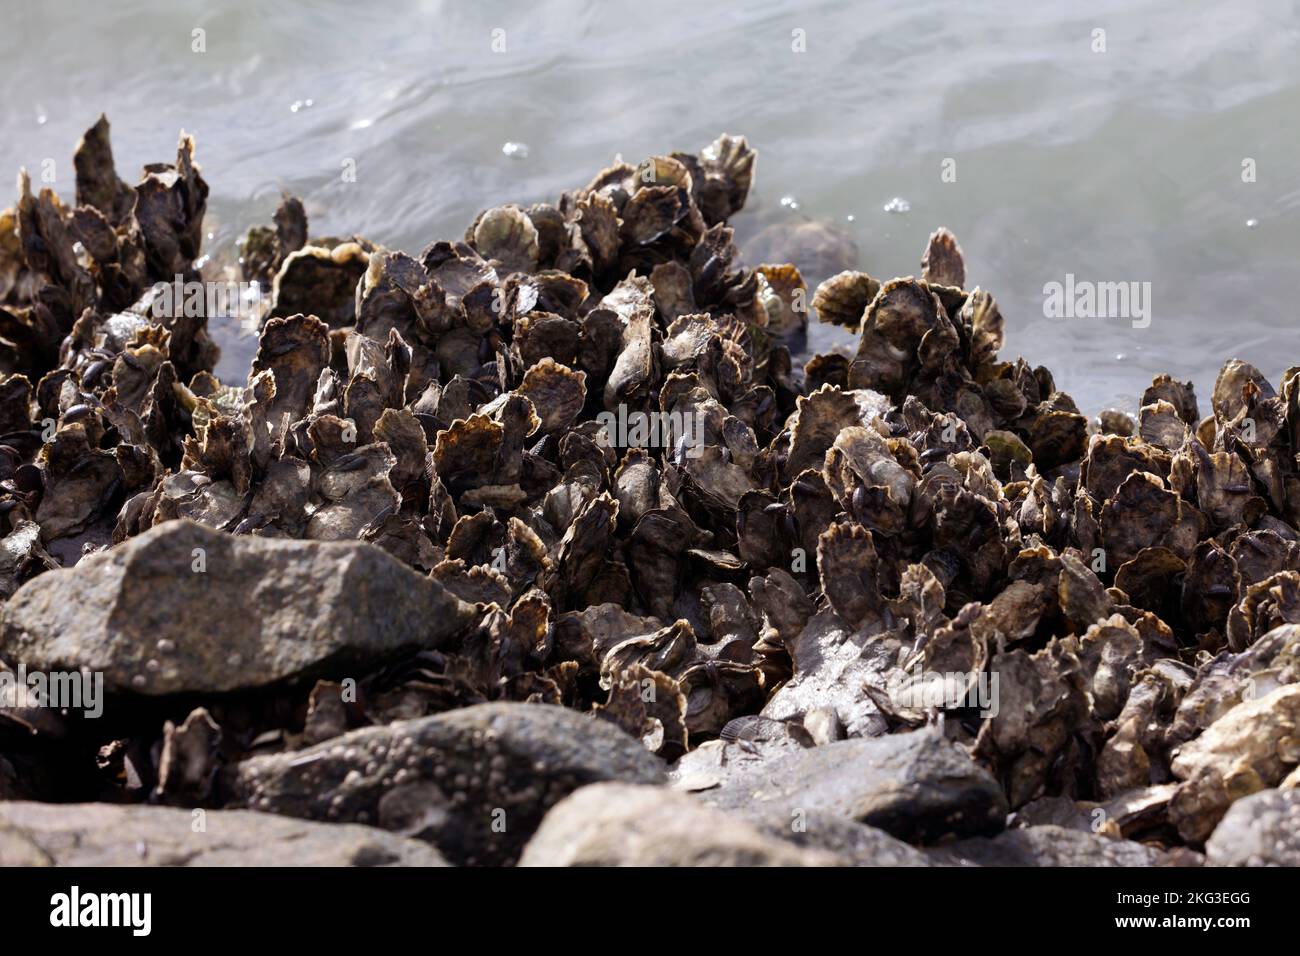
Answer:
xmin=0 ymin=118 xmax=1296 ymax=869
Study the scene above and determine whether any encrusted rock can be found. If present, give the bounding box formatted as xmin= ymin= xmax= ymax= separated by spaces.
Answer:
xmin=223 ymin=702 xmax=665 ymax=866
xmin=0 ymin=519 xmax=475 ymax=695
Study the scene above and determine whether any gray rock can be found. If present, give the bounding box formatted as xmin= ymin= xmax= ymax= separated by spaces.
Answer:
xmin=1205 ymin=788 xmax=1300 ymax=866
xmin=926 ymin=825 xmax=1164 ymax=866
xmin=0 ymin=801 xmax=445 ymax=866
xmin=745 ymin=807 xmax=932 ymax=866
xmin=225 ymin=702 xmax=665 ymax=866
xmin=0 ymin=519 xmax=474 ymax=695
xmin=699 ymin=728 xmax=1007 ymax=843
xmin=0 ymin=824 xmax=51 ymax=866
xmin=519 ymin=783 xmax=845 ymax=866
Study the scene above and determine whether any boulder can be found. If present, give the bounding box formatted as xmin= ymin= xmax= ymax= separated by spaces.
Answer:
xmin=224 ymin=701 xmax=665 ymax=866
xmin=925 ymin=825 xmax=1165 ymax=867
xmin=699 ymin=728 xmax=1007 ymax=843
xmin=0 ymin=801 xmax=445 ymax=866
xmin=519 ymin=783 xmax=844 ymax=866
xmin=1205 ymin=788 xmax=1300 ymax=866
xmin=744 ymin=807 xmax=932 ymax=866
xmin=0 ymin=519 xmax=475 ymax=695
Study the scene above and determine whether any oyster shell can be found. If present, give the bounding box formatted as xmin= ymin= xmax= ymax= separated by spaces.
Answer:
xmin=1 ymin=121 xmax=1297 ymax=866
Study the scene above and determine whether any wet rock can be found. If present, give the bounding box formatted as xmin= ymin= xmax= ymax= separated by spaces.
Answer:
xmin=0 ymin=519 xmax=474 ymax=694
xmin=0 ymin=802 xmax=445 ymax=866
xmin=699 ymin=728 xmax=1007 ymax=843
xmin=519 ymin=783 xmax=844 ymax=866
xmin=224 ymin=702 xmax=665 ymax=866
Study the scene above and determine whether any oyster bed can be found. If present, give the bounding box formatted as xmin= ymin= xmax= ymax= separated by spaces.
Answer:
xmin=1 ymin=118 xmax=1299 ymax=867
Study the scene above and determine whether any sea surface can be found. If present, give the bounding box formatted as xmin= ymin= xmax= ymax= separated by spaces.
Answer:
xmin=3 ymin=0 xmax=1298 ymax=414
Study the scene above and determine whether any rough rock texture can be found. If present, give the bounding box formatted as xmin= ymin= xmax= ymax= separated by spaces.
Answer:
xmin=924 ymin=825 xmax=1165 ymax=867
xmin=519 ymin=783 xmax=844 ymax=866
xmin=699 ymin=728 xmax=1008 ymax=843
xmin=1169 ymin=684 xmax=1300 ymax=842
xmin=1205 ymin=788 xmax=1300 ymax=866
xmin=224 ymin=702 xmax=665 ymax=866
xmin=0 ymin=519 xmax=475 ymax=694
xmin=744 ymin=807 xmax=932 ymax=866
xmin=0 ymin=802 xmax=445 ymax=866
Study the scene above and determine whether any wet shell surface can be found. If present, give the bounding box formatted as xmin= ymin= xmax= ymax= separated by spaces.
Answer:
xmin=0 ymin=118 xmax=1296 ymax=866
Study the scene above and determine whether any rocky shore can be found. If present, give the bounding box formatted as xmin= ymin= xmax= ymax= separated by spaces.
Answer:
xmin=1 ymin=118 xmax=1297 ymax=866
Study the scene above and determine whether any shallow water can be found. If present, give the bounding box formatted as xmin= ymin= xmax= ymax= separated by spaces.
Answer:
xmin=3 ymin=0 xmax=1298 ymax=413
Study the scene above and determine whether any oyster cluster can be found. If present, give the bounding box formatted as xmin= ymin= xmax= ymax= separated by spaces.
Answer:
xmin=1 ymin=117 xmax=1299 ymax=867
